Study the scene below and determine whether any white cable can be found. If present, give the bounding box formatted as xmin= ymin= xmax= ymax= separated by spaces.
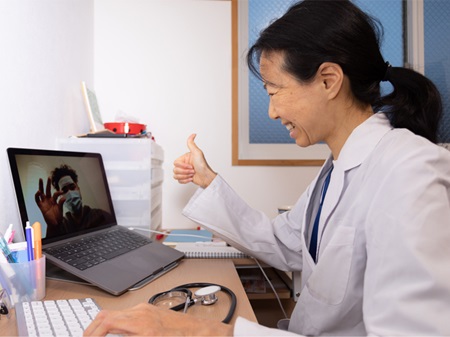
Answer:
xmin=130 ymin=227 xmax=289 ymax=318
xmin=253 ymin=257 xmax=289 ymax=319
xmin=127 ymin=227 xmax=214 ymax=240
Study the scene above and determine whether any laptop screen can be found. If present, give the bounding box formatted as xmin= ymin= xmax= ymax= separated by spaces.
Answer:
xmin=7 ymin=148 xmax=117 ymax=244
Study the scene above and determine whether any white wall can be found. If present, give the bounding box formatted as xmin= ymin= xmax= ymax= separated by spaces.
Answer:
xmin=94 ymin=0 xmax=320 ymax=229
xmin=0 ymin=0 xmax=94 ymax=239
xmin=0 ymin=0 xmax=320 ymax=237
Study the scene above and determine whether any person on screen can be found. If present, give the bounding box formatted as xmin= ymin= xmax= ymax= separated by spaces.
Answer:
xmin=35 ymin=164 xmax=114 ymax=237
xmin=83 ymin=0 xmax=450 ymax=336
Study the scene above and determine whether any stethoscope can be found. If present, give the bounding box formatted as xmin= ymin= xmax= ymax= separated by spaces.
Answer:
xmin=148 ymin=282 xmax=237 ymax=324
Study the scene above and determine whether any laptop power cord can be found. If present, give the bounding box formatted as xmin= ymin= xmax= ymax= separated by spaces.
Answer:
xmin=128 ymin=227 xmax=288 ymax=319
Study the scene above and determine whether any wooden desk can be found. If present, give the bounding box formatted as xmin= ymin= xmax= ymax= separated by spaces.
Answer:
xmin=0 ymin=259 xmax=257 ymax=336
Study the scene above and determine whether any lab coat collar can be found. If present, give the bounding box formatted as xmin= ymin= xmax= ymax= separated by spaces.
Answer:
xmin=323 ymin=112 xmax=393 ymax=223
xmin=307 ymin=113 xmax=393 ymax=265
xmin=334 ymin=112 xmax=393 ymax=172
xmin=318 ymin=113 xmax=393 ymax=178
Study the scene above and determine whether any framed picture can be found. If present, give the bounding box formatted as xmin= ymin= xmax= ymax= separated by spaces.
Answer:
xmin=231 ymin=0 xmax=329 ymax=166
xmin=81 ymin=81 xmax=105 ymax=133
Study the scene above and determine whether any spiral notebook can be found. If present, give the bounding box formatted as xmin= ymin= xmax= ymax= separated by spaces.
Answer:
xmin=173 ymin=243 xmax=249 ymax=259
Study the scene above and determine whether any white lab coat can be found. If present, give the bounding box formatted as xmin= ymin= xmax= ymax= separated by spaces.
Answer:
xmin=182 ymin=113 xmax=450 ymax=336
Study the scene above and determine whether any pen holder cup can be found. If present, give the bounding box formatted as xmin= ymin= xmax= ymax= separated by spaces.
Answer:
xmin=0 ymin=256 xmax=46 ymax=307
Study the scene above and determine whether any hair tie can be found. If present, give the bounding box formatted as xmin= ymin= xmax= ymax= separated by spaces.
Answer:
xmin=381 ymin=61 xmax=391 ymax=82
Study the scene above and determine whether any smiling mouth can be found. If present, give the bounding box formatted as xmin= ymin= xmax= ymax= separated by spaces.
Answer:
xmin=285 ymin=123 xmax=294 ymax=132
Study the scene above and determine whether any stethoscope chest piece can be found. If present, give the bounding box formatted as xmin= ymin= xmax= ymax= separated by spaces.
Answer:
xmin=150 ymin=289 xmax=191 ymax=310
xmin=148 ymin=282 xmax=237 ymax=324
xmin=194 ymin=285 xmax=221 ymax=305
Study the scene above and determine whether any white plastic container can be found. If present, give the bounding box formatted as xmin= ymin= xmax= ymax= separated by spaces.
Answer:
xmin=57 ymin=137 xmax=164 ymax=231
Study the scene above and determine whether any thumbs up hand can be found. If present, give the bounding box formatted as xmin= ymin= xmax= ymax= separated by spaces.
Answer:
xmin=173 ymin=134 xmax=217 ymax=188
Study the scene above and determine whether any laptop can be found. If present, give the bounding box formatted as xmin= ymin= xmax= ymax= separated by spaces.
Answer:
xmin=7 ymin=147 xmax=184 ymax=296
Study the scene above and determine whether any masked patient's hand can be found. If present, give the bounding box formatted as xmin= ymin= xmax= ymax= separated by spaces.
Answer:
xmin=83 ymin=302 xmax=233 ymax=336
xmin=173 ymin=134 xmax=217 ymax=189
xmin=34 ymin=177 xmax=64 ymax=227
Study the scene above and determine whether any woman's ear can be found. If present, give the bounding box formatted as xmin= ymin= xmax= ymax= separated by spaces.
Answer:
xmin=318 ymin=62 xmax=343 ymax=100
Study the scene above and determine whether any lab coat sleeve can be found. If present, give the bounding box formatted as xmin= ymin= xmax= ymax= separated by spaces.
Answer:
xmin=234 ymin=317 xmax=302 ymax=336
xmin=182 ymin=175 xmax=307 ymax=271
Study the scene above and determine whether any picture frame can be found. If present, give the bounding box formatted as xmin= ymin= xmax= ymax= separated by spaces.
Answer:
xmin=81 ymin=81 xmax=105 ymax=133
xmin=231 ymin=0 xmax=329 ymax=166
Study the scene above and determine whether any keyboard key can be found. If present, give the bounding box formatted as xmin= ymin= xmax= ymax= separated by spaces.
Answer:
xmin=15 ymin=298 xmax=102 ymax=337
xmin=44 ymin=228 xmax=152 ymax=271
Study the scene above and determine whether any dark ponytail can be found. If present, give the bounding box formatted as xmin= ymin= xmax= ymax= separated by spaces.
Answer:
xmin=374 ymin=66 xmax=442 ymax=143
xmin=247 ymin=0 xmax=442 ymax=143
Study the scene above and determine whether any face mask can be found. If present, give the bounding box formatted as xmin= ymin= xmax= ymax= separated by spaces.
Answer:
xmin=64 ymin=190 xmax=82 ymax=214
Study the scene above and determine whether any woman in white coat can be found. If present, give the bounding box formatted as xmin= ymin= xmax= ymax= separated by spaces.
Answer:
xmin=84 ymin=1 xmax=450 ymax=336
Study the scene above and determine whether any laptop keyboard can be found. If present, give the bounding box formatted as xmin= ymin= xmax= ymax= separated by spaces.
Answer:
xmin=44 ymin=228 xmax=152 ymax=271
xmin=15 ymin=298 xmax=101 ymax=337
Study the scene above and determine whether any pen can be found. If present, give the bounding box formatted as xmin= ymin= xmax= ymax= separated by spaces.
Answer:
xmin=32 ymin=222 xmax=42 ymax=260
xmin=0 ymin=231 xmax=16 ymax=263
xmin=25 ymin=222 xmax=34 ymax=261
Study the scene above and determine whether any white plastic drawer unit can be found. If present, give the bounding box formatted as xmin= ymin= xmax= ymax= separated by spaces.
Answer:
xmin=57 ymin=137 xmax=163 ymax=230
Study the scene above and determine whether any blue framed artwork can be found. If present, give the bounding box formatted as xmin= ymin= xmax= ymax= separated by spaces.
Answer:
xmin=232 ymin=0 xmax=404 ymax=166
xmin=232 ymin=0 xmax=329 ymax=166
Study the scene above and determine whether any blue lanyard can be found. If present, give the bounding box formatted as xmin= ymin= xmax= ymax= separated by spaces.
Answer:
xmin=309 ymin=166 xmax=333 ymax=262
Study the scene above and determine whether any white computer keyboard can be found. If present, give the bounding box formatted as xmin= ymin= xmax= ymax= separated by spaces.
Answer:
xmin=15 ymin=298 xmax=101 ymax=337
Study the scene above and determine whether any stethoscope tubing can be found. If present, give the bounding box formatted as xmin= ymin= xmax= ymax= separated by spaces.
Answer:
xmin=148 ymin=282 xmax=237 ymax=324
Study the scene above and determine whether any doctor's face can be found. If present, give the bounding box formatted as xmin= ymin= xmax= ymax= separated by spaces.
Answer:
xmin=259 ymin=51 xmax=330 ymax=148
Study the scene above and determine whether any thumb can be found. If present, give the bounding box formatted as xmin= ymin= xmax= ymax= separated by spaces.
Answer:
xmin=186 ymin=133 xmax=200 ymax=153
